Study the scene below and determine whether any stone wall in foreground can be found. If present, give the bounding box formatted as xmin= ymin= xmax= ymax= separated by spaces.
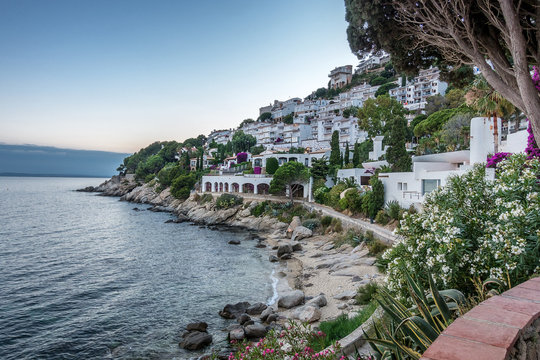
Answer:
xmin=421 ymin=277 xmax=540 ymax=360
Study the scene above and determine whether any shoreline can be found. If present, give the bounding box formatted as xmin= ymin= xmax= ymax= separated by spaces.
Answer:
xmin=80 ymin=175 xmax=381 ymax=355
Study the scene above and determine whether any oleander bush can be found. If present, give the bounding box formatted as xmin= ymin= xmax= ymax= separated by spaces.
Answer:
xmin=224 ymin=321 xmax=341 ymax=360
xmin=380 ymin=154 xmax=540 ymax=299
xmin=215 ymin=193 xmax=243 ymax=209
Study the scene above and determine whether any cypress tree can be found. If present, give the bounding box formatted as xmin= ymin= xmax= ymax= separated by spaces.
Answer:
xmin=344 ymin=141 xmax=350 ymax=165
xmin=329 ymin=130 xmax=341 ymax=166
xmin=386 ymin=115 xmax=412 ymax=172
xmin=352 ymin=142 xmax=360 ymax=167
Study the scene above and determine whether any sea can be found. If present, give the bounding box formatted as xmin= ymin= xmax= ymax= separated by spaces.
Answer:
xmin=0 ymin=177 xmax=276 ymax=360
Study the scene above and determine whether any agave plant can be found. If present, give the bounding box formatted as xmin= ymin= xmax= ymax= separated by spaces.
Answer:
xmin=364 ymin=273 xmax=466 ymax=360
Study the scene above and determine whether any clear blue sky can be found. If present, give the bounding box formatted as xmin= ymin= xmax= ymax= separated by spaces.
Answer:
xmin=0 ymin=0 xmax=358 ymax=153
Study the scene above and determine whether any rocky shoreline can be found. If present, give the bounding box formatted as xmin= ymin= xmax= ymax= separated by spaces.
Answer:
xmin=80 ymin=175 xmax=381 ymax=358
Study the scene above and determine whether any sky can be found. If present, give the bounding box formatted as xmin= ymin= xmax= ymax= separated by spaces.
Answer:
xmin=0 ymin=0 xmax=359 ymax=153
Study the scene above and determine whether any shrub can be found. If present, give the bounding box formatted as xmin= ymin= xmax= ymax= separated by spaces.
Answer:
xmin=320 ymin=215 xmax=333 ymax=227
xmin=355 ymin=282 xmax=379 ymax=305
xmin=326 ymin=183 xmax=347 ymax=209
xmin=228 ymin=321 xmax=340 ymax=360
xmin=198 ymin=193 xmax=213 ymax=204
xmin=334 ymin=229 xmax=362 ymax=248
xmin=236 ymin=152 xmax=248 ymax=163
xmin=385 ymin=200 xmax=401 ymax=220
xmin=266 ymin=158 xmax=279 ymax=175
xmin=251 ymin=201 xmax=268 ymax=217
xmin=367 ymin=238 xmax=389 ymax=256
xmin=215 ymin=193 xmax=243 ymax=209
xmin=170 ymin=173 xmax=197 ymax=200
xmin=331 ymin=217 xmax=343 ymax=232
xmin=302 ymin=219 xmax=320 ymax=231
xmin=144 ymin=173 xmax=156 ymax=183
xmin=381 ymin=154 xmax=540 ymax=299
xmin=375 ymin=209 xmax=390 ymax=225
xmin=313 ymin=185 xmax=329 ymax=204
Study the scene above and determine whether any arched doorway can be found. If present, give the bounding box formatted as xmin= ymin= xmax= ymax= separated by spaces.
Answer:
xmin=242 ymin=183 xmax=254 ymax=193
xmin=214 ymin=182 xmax=218 ymax=192
xmin=219 ymin=183 xmax=223 ymax=192
xmin=257 ymin=183 xmax=269 ymax=195
xmin=231 ymin=183 xmax=240 ymax=192
xmin=224 ymin=183 xmax=229 ymax=192
xmin=205 ymin=182 xmax=212 ymax=192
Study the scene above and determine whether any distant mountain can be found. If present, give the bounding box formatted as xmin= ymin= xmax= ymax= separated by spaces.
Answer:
xmin=0 ymin=144 xmax=130 ymax=178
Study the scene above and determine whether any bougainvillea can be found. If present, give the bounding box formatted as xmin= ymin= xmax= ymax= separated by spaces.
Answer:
xmin=525 ymin=121 xmax=540 ymax=160
xmin=486 ymin=152 xmax=512 ymax=168
xmin=236 ymin=152 xmax=248 ymax=163
xmin=380 ymin=154 xmax=540 ymax=300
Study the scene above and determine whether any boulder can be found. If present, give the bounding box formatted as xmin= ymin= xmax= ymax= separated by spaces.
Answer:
xmin=228 ymin=239 xmax=241 ymax=245
xmin=246 ymin=302 xmax=267 ymax=315
xmin=293 ymin=305 xmax=321 ymax=323
xmin=291 ymin=226 xmax=312 ymax=241
xmin=260 ymin=307 xmax=274 ymax=322
xmin=337 ymin=303 xmax=348 ymax=310
xmin=277 ymin=244 xmax=293 ymax=257
xmin=186 ymin=322 xmax=208 ymax=332
xmin=322 ymin=243 xmax=335 ymax=251
xmin=219 ymin=302 xmax=251 ymax=319
xmin=244 ymin=323 xmax=267 ymax=339
xmin=286 ymin=216 xmax=302 ymax=238
xmin=290 ymin=241 xmax=302 ymax=252
xmin=179 ymin=331 xmax=213 ymax=350
xmin=269 ymin=255 xmax=279 ymax=262
xmin=266 ymin=313 xmax=279 ymax=323
xmin=278 ymin=290 xmax=305 ymax=309
xmin=237 ymin=313 xmax=251 ymax=325
xmin=228 ymin=327 xmax=245 ymax=341
xmin=333 ymin=290 xmax=357 ymax=300
xmin=279 ymin=253 xmax=292 ymax=260
xmin=306 ymin=294 xmax=327 ymax=308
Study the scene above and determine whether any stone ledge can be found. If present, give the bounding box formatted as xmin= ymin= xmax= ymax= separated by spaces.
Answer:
xmin=422 ymin=277 xmax=540 ymax=360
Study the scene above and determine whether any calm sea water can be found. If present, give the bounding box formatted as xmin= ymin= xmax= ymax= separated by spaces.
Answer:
xmin=0 ymin=177 xmax=274 ymax=360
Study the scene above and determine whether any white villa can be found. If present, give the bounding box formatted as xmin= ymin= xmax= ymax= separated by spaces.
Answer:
xmin=376 ymin=117 xmax=528 ymax=209
xmin=389 ymin=68 xmax=448 ymax=111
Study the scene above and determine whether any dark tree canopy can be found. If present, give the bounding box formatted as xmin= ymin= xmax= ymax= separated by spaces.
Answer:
xmin=345 ymin=0 xmax=540 ymax=144
xmin=269 ymin=161 xmax=310 ymax=201
xmin=329 ymin=131 xmax=341 ymax=166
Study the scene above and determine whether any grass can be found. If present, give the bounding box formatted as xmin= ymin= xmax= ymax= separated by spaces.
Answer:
xmin=311 ymin=301 xmax=378 ymax=351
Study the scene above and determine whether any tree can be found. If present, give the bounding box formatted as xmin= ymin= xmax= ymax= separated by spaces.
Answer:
xmin=424 ymin=95 xmax=449 ymax=116
xmin=345 ymin=0 xmax=540 ymax=145
xmin=440 ymin=114 xmax=472 ymax=151
xmin=353 ymin=139 xmax=373 ymax=167
xmin=344 ymin=142 xmax=350 ymax=165
xmin=329 ymin=131 xmax=341 ymax=166
xmin=231 ymin=130 xmax=257 ymax=153
xmin=352 ymin=142 xmax=360 ymax=167
xmin=363 ymin=176 xmax=385 ymax=219
xmin=170 ymin=173 xmax=197 ymax=200
xmin=386 ymin=114 xmax=412 ymax=172
xmin=258 ymin=112 xmax=272 ymax=122
xmin=357 ymin=95 xmax=406 ymax=138
xmin=283 ymin=113 xmax=294 ymax=124
xmin=266 ymin=158 xmax=279 ymax=175
xmin=311 ymin=157 xmax=329 ymax=181
xmin=466 ymin=77 xmax=515 ymax=153
xmin=370 ymin=76 xmax=389 ymax=86
xmin=269 ymin=162 xmax=310 ymax=201
xmin=239 ymin=118 xmax=255 ymax=128
xmin=250 ymin=145 xmax=264 ymax=155
xmin=375 ymin=82 xmax=398 ymax=97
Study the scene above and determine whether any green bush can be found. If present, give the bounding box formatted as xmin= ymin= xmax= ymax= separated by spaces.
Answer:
xmin=367 ymin=238 xmax=389 ymax=256
xmin=302 ymin=219 xmax=320 ymax=231
xmin=313 ymin=185 xmax=329 ymax=204
xmin=385 ymin=200 xmax=401 ymax=220
xmin=215 ymin=193 xmax=243 ymax=209
xmin=381 ymin=155 xmax=540 ymax=299
xmin=321 ymin=215 xmax=333 ymax=227
xmin=326 ymin=183 xmax=347 ymax=209
xmin=343 ymin=189 xmax=363 ymax=214
xmin=170 ymin=173 xmax=197 ymax=200
xmin=251 ymin=201 xmax=268 ymax=217
xmin=375 ymin=209 xmax=390 ymax=225
xmin=198 ymin=193 xmax=213 ymax=204
xmin=266 ymin=158 xmax=279 ymax=175
xmin=331 ymin=217 xmax=343 ymax=232
xmin=144 ymin=173 xmax=156 ymax=183
xmin=356 ymin=282 xmax=379 ymax=305
xmin=334 ymin=229 xmax=362 ymax=248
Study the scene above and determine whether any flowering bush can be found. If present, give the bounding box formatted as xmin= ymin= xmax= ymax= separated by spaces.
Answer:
xmin=525 ymin=121 xmax=540 ymax=160
xmin=237 ymin=152 xmax=248 ymax=163
xmin=380 ymin=154 xmax=540 ymax=299
xmin=225 ymin=321 xmax=344 ymax=360
xmin=486 ymin=152 xmax=512 ymax=168
xmin=254 ymin=166 xmax=262 ymax=175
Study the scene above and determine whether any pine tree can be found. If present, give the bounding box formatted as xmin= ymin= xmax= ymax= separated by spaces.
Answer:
xmin=344 ymin=141 xmax=350 ymax=165
xmin=329 ymin=130 xmax=341 ymax=166
xmin=386 ymin=114 xmax=412 ymax=172
xmin=352 ymin=142 xmax=360 ymax=167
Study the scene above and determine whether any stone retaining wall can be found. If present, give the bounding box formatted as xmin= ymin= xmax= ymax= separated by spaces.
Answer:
xmin=421 ymin=277 xmax=540 ymax=360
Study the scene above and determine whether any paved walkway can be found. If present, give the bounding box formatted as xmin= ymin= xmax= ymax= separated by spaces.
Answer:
xmin=198 ymin=192 xmax=397 ymax=244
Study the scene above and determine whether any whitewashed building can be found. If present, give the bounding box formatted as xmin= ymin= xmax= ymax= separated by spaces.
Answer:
xmin=329 ymin=65 xmax=353 ymax=89
xmin=208 ymin=129 xmax=234 ymax=145
xmin=389 ymin=68 xmax=448 ymax=111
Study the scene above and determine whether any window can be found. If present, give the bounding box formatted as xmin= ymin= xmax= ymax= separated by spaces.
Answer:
xmin=422 ymin=179 xmax=440 ymax=195
xmin=403 ymin=183 xmax=408 ymax=191
xmin=398 ymin=182 xmax=403 ymax=190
